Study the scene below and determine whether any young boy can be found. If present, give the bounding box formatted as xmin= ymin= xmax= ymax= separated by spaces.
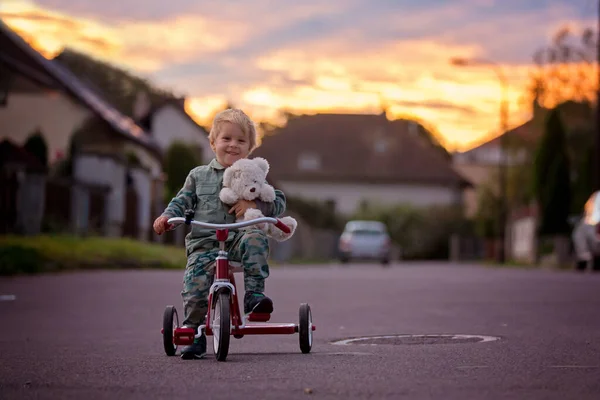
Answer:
xmin=153 ymin=108 xmax=286 ymax=359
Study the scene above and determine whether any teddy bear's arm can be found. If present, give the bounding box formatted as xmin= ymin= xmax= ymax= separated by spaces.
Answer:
xmin=259 ymin=184 xmax=276 ymax=203
xmin=255 ymin=189 xmax=287 ymax=217
xmin=219 ymin=187 xmax=239 ymax=204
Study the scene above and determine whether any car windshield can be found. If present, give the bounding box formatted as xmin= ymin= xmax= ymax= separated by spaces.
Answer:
xmin=345 ymin=221 xmax=387 ymax=235
xmin=350 ymin=229 xmax=385 ymax=236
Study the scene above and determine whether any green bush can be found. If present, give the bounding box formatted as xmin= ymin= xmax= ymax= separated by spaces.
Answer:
xmin=286 ymin=196 xmax=344 ymax=231
xmin=23 ymin=130 xmax=48 ymax=168
xmin=164 ymin=142 xmax=201 ymax=202
xmin=0 ymin=235 xmax=187 ymax=275
xmin=0 ymin=245 xmax=49 ymax=275
xmin=350 ymin=202 xmax=471 ymax=260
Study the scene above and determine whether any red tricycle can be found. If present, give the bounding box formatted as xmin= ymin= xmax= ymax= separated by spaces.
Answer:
xmin=161 ymin=211 xmax=315 ymax=361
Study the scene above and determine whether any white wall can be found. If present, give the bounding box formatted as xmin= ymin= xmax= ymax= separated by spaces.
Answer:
xmin=123 ymin=141 xmax=162 ymax=178
xmin=130 ymin=167 xmax=152 ymax=240
xmin=151 ymin=105 xmax=213 ymax=163
xmin=0 ymin=91 xmax=91 ymax=164
xmin=279 ymin=181 xmax=461 ymax=215
xmin=510 ymin=215 xmax=537 ymax=264
xmin=73 ymin=154 xmax=126 ymax=237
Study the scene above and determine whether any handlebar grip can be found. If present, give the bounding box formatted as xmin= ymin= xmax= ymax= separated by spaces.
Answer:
xmin=274 ymin=219 xmax=291 ymax=234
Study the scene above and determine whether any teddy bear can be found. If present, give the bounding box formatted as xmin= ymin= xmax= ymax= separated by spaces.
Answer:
xmin=219 ymin=157 xmax=297 ymax=242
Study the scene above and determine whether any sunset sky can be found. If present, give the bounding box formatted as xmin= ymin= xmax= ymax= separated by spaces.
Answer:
xmin=1 ymin=0 xmax=595 ymax=151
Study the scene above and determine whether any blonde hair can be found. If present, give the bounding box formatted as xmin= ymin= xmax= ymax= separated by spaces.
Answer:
xmin=209 ymin=108 xmax=257 ymax=152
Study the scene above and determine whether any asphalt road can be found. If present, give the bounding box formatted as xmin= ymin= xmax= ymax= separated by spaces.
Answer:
xmin=1 ymin=262 xmax=599 ymax=400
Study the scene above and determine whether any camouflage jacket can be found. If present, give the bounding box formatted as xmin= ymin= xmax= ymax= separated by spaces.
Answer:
xmin=162 ymin=158 xmax=287 ymax=255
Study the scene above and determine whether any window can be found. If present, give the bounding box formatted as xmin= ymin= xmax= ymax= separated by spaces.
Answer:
xmin=374 ymin=138 xmax=387 ymax=153
xmin=298 ymin=152 xmax=320 ymax=170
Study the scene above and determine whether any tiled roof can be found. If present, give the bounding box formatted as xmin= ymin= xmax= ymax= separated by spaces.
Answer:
xmin=0 ymin=20 xmax=161 ymax=157
xmin=253 ymin=113 xmax=469 ymax=187
xmin=138 ymin=97 xmax=209 ymax=137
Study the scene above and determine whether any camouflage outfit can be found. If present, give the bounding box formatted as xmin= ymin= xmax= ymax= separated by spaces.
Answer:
xmin=161 ymin=158 xmax=286 ymax=329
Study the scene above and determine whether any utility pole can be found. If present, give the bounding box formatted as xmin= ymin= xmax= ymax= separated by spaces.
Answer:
xmin=498 ymin=82 xmax=509 ymax=264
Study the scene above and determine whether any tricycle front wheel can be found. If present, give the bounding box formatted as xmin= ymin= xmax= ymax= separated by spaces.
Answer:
xmin=162 ymin=305 xmax=179 ymax=356
xmin=212 ymin=291 xmax=231 ymax=361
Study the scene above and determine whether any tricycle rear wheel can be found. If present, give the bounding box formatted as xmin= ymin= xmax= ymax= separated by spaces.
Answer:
xmin=162 ymin=305 xmax=179 ymax=356
xmin=299 ymin=303 xmax=312 ymax=354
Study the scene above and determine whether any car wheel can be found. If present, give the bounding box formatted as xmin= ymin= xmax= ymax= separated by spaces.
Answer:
xmin=575 ymin=260 xmax=587 ymax=272
xmin=593 ymin=257 xmax=600 ymax=272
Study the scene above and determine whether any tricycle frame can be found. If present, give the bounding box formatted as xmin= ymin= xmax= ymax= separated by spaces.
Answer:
xmin=163 ymin=213 xmax=315 ymax=361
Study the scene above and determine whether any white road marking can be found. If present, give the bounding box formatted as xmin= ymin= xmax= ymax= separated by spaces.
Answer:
xmin=548 ymin=365 xmax=598 ymax=369
xmin=0 ymin=295 xmax=16 ymax=301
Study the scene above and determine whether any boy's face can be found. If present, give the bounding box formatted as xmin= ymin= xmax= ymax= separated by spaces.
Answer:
xmin=211 ymin=122 xmax=251 ymax=167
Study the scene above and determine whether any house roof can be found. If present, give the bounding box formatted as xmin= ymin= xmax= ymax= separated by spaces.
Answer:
xmin=469 ymin=120 xmax=537 ymax=152
xmin=252 ymin=113 xmax=470 ymax=187
xmin=0 ymin=20 xmax=161 ymax=158
xmin=138 ymin=97 xmax=209 ymax=137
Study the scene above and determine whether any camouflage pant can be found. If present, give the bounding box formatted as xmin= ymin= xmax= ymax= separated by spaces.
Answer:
xmin=181 ymin=229 xmax=270 ymax=329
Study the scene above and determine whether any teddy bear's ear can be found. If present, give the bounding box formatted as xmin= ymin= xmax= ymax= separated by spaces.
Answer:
xmin=223 ymin=166 xmax=241 ymax=186
xmin=252 ymin=157 xmax=270 ymax=174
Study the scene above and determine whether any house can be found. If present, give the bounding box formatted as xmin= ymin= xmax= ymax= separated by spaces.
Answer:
xmin=452 ymin=119 xmax=539 ymax=218
xmin=0 ymin=20 xmax=162 ymax=239
xmin=135 ymin=94 xmax=213 ymax=163
xmin=252 ymin=112 xmax=470 ymax=215
xmin=452 ymin=98 xmax=592 ymax=218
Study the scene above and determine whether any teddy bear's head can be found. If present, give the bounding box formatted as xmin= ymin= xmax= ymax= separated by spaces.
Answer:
xmin=221 ymin=157 xmax=276 ymax=203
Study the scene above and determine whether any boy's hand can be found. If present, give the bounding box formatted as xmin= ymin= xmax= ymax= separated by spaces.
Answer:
xmin=229 ymin=199 xmax=257 ymax=219
xmin=153 ymin=216 xmax=173 ymax=235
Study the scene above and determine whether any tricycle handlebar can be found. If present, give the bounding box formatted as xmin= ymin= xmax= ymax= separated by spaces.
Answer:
xmin=167 ymin=216 xmax=291 ymax=234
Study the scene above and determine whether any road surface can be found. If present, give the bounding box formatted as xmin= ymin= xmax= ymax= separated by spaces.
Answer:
xmin=1 ymin=262 xmax=599 ymax=399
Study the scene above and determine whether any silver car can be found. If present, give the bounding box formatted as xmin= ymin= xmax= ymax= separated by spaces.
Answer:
xmin=572 ymin=190 xmax=600 ymax=271
xmin=338 ymin=220 xmax=391 ymax=264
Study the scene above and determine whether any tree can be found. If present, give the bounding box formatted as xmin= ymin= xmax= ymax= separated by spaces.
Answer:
xmin=521 ymin=26 xmax=596 ymax=214
xmin=54 ymin=49 xmax=176 ymax=117
xmin=533 ymin=108 xmax=571 ymax=236
xmin=527 ymin=26 xmax=596 ymax=108
xmin=164 ymin=142 xmax=201 ymax=201
xmin=474 ymin=184 xmax=502 ymax=238
xmin=23 ymin=129 xmax=48 ymax=168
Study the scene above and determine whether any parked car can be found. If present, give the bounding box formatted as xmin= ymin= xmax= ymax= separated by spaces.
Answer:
xmin=338 ymin=220 xmax=391 ymax=264
xmin=572 ymin=190 xmax=600 ymax=271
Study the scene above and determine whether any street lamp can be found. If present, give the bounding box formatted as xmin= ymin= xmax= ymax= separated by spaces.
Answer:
xmin=450 ymin=57 xmax=509 ymax=264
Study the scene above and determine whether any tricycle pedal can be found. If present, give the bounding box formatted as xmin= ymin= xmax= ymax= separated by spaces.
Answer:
xmin=173 ymin=327 xmax=195 ymax=345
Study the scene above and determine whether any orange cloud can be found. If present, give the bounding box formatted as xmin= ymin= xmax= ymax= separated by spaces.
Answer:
xmin=1 ymin=2 xmax=246 ymax=71
xmin=3 ymin=1 xmax=591 ymax=152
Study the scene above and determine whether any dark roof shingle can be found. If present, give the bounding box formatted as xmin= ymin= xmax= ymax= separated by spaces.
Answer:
xmin=253 ymin=113 xmax=468 ymax=186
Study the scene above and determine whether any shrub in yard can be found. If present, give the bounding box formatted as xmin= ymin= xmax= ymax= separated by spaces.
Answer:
xmin=350 ymin=202 xmax=471 ymax=260
xmin=23 ymin=129 xmax=49 ymax=168
xmin=0 ymin=245 xmax=49 ymax=275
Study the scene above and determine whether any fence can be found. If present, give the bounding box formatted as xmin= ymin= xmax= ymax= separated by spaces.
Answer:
xmin=0 ymin=174 xmax=18 ymax=233
xmin=0 ymin=170 xmax=110 ymax=236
